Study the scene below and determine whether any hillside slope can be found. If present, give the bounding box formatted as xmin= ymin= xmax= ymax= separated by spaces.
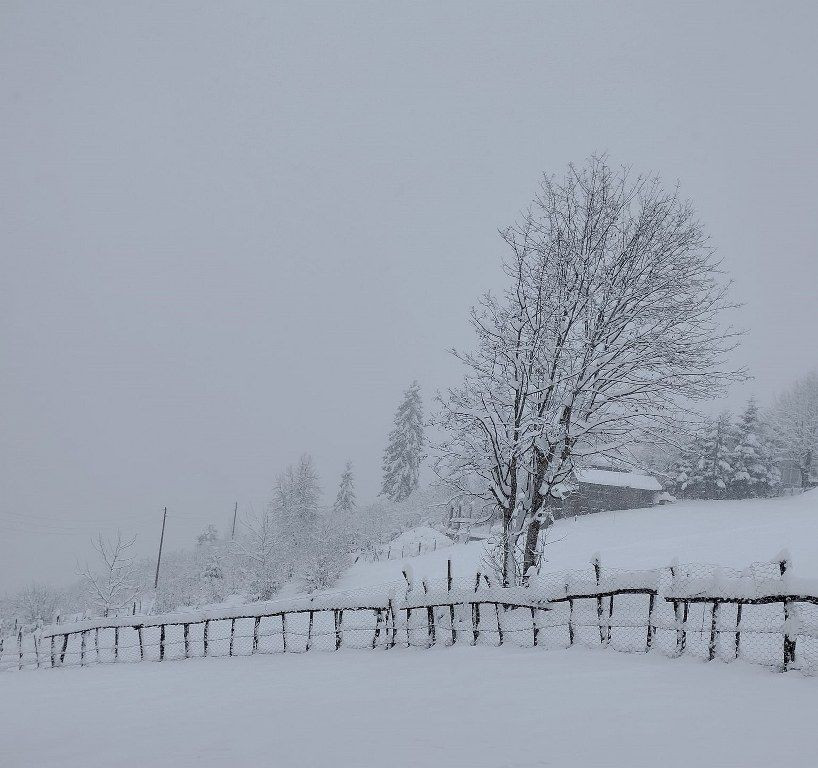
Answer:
xmin=339 ymin=490 xmax=818 ymax=590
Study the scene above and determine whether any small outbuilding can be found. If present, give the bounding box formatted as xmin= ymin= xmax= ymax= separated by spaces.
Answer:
xmin=558 ymin=467 xmax=665 ymax=518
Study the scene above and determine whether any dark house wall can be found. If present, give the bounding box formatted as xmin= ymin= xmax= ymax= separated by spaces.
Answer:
xmin=558 ymin=483 xmax=657 ymax=519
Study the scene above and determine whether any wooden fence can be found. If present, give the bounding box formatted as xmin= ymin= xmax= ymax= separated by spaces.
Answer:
xmin=4 ymin=557 xmax=817 ymax=675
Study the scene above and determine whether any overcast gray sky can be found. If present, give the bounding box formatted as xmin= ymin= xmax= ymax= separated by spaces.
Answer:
xmin=2 ymin=1 xmax=817 ymax=590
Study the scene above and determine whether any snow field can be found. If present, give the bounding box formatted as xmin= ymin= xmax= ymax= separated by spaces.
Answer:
xmin=2 ymin=644 xmax=817 ymax=768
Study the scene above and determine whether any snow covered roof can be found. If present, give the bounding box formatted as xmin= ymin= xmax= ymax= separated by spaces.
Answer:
xmin=574 ymin=468 xmax=662 ymax=492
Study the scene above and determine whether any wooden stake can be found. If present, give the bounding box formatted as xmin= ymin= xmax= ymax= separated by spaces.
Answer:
xmin=203 ymin=620 xmax=210 ymax=656
xmin=184 ymin=623 xmax=190 ymax=658
xmin=253 ymin=616 xmax=261 ymax=653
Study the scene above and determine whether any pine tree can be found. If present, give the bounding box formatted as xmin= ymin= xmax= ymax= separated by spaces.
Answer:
xmin=333 ymin=461 xmax=356 ymax=515
xmin=694 ymin=411 xmax=735 ymax=499
xmin=381 ymin=381 xmax=425 ymax=503
xmin=731 ymin=398 xmax=780 ymax=498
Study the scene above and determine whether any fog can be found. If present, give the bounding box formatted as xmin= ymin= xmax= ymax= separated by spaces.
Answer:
xmin=2 ymin=1 xmax=817 ymax=590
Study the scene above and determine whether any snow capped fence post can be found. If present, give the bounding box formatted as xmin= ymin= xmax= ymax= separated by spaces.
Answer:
xmin=780 ymin=558 xmax=796 ymax=671
xmin=160 ymin=624 xmax=166 ymax=661
xmin=447 ymin=560 xmax=456 ymax=646
xmin=387 ymin=600 xmax=396 ymax=649
xmin=17 ymin=630 xmax=23 ymax=670
xmin=372 ymin=609 xmax=381 ymax=650
xmin=113 ymin=627 xmax=119 ymax=662
xmin=530 ymin=608 xmax=539 ymax=647
xmin=229 ymin=619 xmax=235 ymax=657
xmin=203 ymin=620 xmax=210 ymax=656
xmin=94 ymin=628 xmax=100 ymax=663
xmin=734 ymin=604 xmax=742 ymax=660
xmin=50 ymin=635 xmax=55 ymax=668
xmin=306 ymin=611 xmax=314 ymax=652
xmin=281 ymin=614 xmax=287 ymax=652
xmin=646 ymin=593 xmax=655 ymax=652
xmin=495 ymin=604 xmax=503 ymax=646
xmin=184 ymin=623 xmax=190 ymax=658
xmin=680 ymin=603 xmax=689 ymax=653
xmin=60 ymin=634 xmax=68 ymax=665
xmin=708 ymin=603 xmax=718 ymax=662
xmin=33 ymin=633 xmax=40 ymax=669
xmin=137 ymin=626 xmax=144 ymax=661
xmin=80 ymin=630 xmax=87 ymax=666
xmin=670 ymin=564 xmax=683 ymax=654
xmin=334 ymin=610 xmax=343 ymax=650
xmin=253 ymin=616 xmax=261 ymax=653
xmin=427 ymin=606 xmax=435 ymax=646
xmin=593 ymin=557 xmax=605 ymax=645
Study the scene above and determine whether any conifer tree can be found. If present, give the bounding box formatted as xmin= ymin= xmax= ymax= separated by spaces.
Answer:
xmin=693 ymin=411 xmax=735 ymax=499
xmin=731 ymin=398 xmax=780 ymax=498
xmin=381 ymin=381 xmax=425 ymax=502
xmin=333 ymin=461 xmax=356 ymax=515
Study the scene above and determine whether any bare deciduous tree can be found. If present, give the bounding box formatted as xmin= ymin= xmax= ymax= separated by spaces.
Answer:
xmin=768 ymin=371 xmax=818 ymax=487
xmin=79 ymin=532 xmax=139 ymax=616
xmin=435 ymin=156 xmax=741 ymax=585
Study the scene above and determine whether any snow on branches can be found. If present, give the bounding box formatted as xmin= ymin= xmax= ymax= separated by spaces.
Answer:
xmin=435 ymin=156 xmax=741 ymax=585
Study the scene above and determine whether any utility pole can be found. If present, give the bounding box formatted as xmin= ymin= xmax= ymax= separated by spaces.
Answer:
xmin=154 ymin=506 xmax=167 ymax=589
xmin=231 ymin=501 xmax=238 ymax=540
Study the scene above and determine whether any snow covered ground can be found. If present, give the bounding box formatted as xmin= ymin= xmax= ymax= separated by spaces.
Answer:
xmin=339 ymin=490 xmax=818 ymax=590
xmin=2 ymin=645 xmax=816 ymax=767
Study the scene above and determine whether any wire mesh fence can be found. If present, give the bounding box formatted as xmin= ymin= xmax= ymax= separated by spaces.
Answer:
xmin=3 ymin=556 xmax=817 ymax=676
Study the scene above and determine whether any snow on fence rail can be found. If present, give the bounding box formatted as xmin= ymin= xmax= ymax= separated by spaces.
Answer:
xmin=4 ymin=556 xmax=818 ymax=676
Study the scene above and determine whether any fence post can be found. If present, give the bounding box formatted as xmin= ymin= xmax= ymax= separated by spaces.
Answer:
xmin=306 ymin=611 xmax=314 ymax=652
xmin=427 ymin=606 xmax=435 ymax=647
xmin=18 ymin=630 xmax=23 ymax=670
xmin=229 ymin=618 xmax=235 ymax=657
xmin=568 ymin=598 xmax=574 ymax=646
xmin=405 ymin=608 xmax=412 ymax=647
xmin=114 ymin=627 xmax=119 ymax=662
xmin=253 ymin=616 xmax=261 ymax=653
xmin=50 ymin=635 xmax=55 ymax=668
xmin=95 ymin=627 xmax=100 ymax=663
xmin=495 ymin=603 xmax=503 ymax=646
xmin=203 ymin=620 xmax=210 ymax=656
xmin=184 ymin=624 xmax=190 ymax=658
xmin=33 ymin=633 xmax=40 ymax=669
xmin=60 ymin=634 xmax=68 ymax=665
xmin=780 ymin=558 xmax=795 ymax=670
xmin=137 ymin=626 xmax=144 ymax=661
xmin=680 ymin=602 xmax=688 ymax=654
xmin=531 ymin=607 xmax=539 ymax=647
xmin=448 ymin=559 xmax=456 ymax=646
xmin=670 ymin=564 xmax=682 ymax=654
xmin=472 ymin=603 xmax=480 ymax=645
xmin=734 ymin=603 xmax=742 ymax=660
xmin=646 ymin=593 xmax=655 ymax=652
xmin=372 ymin=609 xmax=381 ymax=649
xmin=387 ymin=600 xmax=396 ymax=649
xmin=80 ymin=630 xmax=87 ymax=666
xmin=335 ymin=610 xmax=343 ymax=650
xmin=593 ymin=556 xmax=605 ymax=645
xmin=708 ymin=602 xmax=719 ymax=662
xmin=281 ymin=613 xmax=287 ymax=652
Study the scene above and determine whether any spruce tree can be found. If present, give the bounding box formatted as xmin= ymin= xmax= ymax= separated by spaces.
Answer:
xmin=333 ymin=461 xmax=356 ymax=515
xmin=694 ymin=411 xmax=735 ymax=499
xmin=731 ymin=398 xmax=780 ymax=498
xmin=381 ymin=381 xmax=425 ymax=502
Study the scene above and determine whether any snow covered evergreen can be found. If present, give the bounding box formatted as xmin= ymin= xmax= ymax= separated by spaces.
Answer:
xmin=730 ymin=398 xmax=780 ymax=498
xmin=380 ymin=381 xmax=425 ymax=503
xmin=333 ymin=461 xmax=357 ymax=515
